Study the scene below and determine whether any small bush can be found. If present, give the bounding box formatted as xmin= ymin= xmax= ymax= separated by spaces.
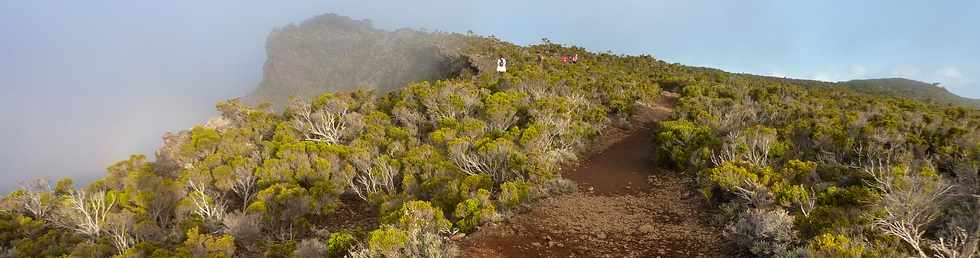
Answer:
xmin=728 ymin=208 xmax=797 ymax=257
xmin=181 ymin=227 xmax=236 ymax=258
xmin=222 ymin=212 xmax=262 ymax=250
xmin=497 ymin=181 xmax=531 ymax=209
xmin=368 ymin=226 xmax=410 ymax=255
xmin=529 ymin=178 xmax=577 ymax=199
xmin=806 ymin=233 xmax=864 ymax=258
xmin=326 ymin=232 xmax=356 ymax=257
xmin=453 ymin=189 xmax=497 ymax=232
xmin=293 ymin=238 xmax=328 ymax=257
xmin=349 ymin=228 xmax=459 ymax=258
xmin=387 ymin=200 xmax=451 ymax=233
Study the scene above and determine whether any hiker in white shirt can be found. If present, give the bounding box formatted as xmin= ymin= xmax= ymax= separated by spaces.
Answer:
xmin=496 ymin=55 xmax=507 ymax=73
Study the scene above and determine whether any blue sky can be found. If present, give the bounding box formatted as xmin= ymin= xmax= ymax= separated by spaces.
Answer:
xmin=0 ymin=0 xmax=978 ymax=191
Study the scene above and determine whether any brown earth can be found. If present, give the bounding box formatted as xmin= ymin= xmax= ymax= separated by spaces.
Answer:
xmin=461 ymin=92 xmax=740 ymax=257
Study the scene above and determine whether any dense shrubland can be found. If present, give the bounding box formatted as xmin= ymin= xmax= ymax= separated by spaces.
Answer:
xmin=654 ymin=67 xmax=980 ymax=257
xmin=3 ymin=16 xmax=977 ymax=257
xmin=0 ymin=34 xmax=662 ymax=257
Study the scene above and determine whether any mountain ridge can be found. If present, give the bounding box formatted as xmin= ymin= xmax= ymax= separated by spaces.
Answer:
xmin=836 ymin=77 xmax=980 ymax=108
xmin=245 ymin=14 xmax=979 ymax=110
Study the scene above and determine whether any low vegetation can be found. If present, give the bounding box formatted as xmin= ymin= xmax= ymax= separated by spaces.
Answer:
xmin=0 ymin=33 xmax=663 ymax=257
xmin=654 ymin=65 xmax=980 ymax=257
xmin=2 ymin=15 xmax=978 ymax=257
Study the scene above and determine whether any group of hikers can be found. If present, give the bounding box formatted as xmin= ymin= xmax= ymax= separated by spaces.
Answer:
xmin=496 ymin=53 xmax=579 ymax=73
xmin=558 ymin=53 xmax=579 ymax=64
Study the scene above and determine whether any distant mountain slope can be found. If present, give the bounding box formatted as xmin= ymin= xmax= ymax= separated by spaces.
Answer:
xmin=836 ymin=78 xmax=980 ymax=108
xmin=246 ymin=15 xmax=980 ymax=111
xmin=245 ymin=13 xmax=477 ymax=106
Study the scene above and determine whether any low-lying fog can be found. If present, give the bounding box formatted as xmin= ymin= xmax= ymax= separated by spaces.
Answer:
xmin=0 ymin=1 xmax=342 ymax=191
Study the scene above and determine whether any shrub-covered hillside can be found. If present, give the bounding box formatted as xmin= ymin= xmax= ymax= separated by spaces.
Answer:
xmin=0 ymin=32 xmax=665 ymax=257
xmin=2 ymin=14 xmax=979 ymax=257
xmin=655 ymin=66 xmax=980 ymax=256
xmin=839 ymin=78 xmax=980 ymax=109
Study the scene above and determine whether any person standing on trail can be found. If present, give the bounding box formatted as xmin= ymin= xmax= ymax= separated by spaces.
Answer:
xmin=561 ymin=55 xmax=569 ymax=64
xmin=496 ymin=55 xmax=507 ymax=73
xmin=572 ymin=53 xmax=579 ymax=64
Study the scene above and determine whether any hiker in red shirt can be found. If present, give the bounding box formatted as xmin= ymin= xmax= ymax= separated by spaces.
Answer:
xmin=561 ymin=55 xmax=569 ymax=64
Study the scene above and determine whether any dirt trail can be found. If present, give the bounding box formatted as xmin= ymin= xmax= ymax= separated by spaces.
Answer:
xmin=461 ymin=93 xmax=736 ymax=257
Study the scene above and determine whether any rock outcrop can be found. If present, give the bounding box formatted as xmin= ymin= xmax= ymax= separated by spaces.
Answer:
xmin=245 ymin=13 xmax=477 ymax=107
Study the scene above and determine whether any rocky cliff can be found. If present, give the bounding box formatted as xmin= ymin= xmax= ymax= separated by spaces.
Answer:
xmin=245 ymin=13 xmax=477 ymax=106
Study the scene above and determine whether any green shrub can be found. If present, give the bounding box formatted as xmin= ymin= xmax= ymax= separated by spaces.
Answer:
xmin=453 ymin=189 xmax=497 ymax=232
xmin=367 ymin=226 xmax=409 ymax=255
xmin=806 ymin=233 xmax=865 ymax=258
xmin=327 ymin=232 xmax=356 ymax=257
xmin=387 ymin=200 xmax=451 ymax=233
xmin=497 ymin=181 xmax=531 ymax=209
xmin=180 ymin=227 xmax=236 ymax=258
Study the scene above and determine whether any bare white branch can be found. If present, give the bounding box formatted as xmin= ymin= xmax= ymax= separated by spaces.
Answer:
xmin=931 ymin=226 xmax=971 ymax=258
xmin=231 ymin=166 xmax=258 ymax=213
xmin=188 ymin=180 xmax=227 ymax=222
xmin=291 ymin=99 xmax=349 ymax=144
xmin=107 ymin=212 xmax=138 ymax=253
xmin=16 ymin=178 xmax=54 ymax=221
xmin=449 ymin=139 xmax=511 ymax=182
xmin=347 ymin=154 xmax=399 ymax=201
xmin=798 ymin=186 xmax=816 ymax=218
xmin=59 ymin=190 xmax=115 ymax=239
xmin=865 ymin=160 xmax=953 ymax=258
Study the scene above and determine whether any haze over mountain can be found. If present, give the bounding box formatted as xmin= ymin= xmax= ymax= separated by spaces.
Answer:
xmin=245 ymin=14 xmax=476 ymax=107
xmin=2 ymin=0 xmax=979 ymax=193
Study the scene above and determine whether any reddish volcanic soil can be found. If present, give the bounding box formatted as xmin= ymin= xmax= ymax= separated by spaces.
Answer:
xmin=461 ymin=92 xmax=740 ymax=257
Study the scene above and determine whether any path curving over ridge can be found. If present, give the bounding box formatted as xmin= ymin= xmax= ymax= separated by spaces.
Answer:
xmin=462 ymin=92 xmax=738 ymax=257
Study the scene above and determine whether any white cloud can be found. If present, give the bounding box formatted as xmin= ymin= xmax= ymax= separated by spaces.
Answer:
xmin=849 ymin=65 xmax=868 ymax=77
xmin=766 ymin=71 xmax=788 ymax=78
xmin=800 ymin=64 xmax=870 ymax=82
xmin=813 ymin=72 xmax=842 ymax=82
xmin=892 ymin=66 xmax=922 ymax=78
xmin=936 ymin=67 xmax=963 ymax=81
